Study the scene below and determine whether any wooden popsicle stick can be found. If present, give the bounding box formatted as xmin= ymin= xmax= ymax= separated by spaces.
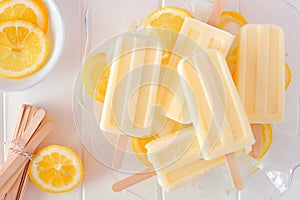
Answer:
xmin=112 ymin=135 xmax=129 ymax=169
xmin=12 ymin=105 xmax=26 ymax=140
xmin=24 ymin=106 xmax=40 ymax=131
xmin=17 ymin=106 xmax=32 ymax=140
xmin=4 ymin=163 xmax=28 ymax=200
xmin=112 ymin=168 xmax=156 ymax=192
xmin=3 ymin=173 xmax=22 ymax=200
xmin=0 ymin=121 xmax=54 ymax=189
xmin=206 ymin=0 xmax=227 ymax=26
xmin=0 ymin=164 xmax=25 ymax=198
xmin=4 ymin=105 xmax=30 ymax=199
xmin=0 ymin=154 xmax=28 ymax=189
xmin=225 ymin=152 xmax=244 ymax=190
xmin=18 ymin=109 xmax=46 ymax=147
xmin=5 ymin=105 xmax=27 ymax=162
xmin=16 ymin=162 xmax=30 ymax=200
xmin=250 ymin=124 xmax=262 ymax=159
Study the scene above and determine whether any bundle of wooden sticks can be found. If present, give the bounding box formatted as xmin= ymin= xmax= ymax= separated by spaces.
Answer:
xmin=0 ymin=104 xmax=54 ymax=199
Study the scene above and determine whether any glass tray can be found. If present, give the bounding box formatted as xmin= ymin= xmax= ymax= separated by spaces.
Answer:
xmin=72 ymin=0 xmax=300 ymax=199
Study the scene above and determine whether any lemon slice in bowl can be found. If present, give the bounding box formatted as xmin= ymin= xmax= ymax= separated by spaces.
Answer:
xmin=0 ymin=0 xmax=48 ymax=32
xmin=82 ymin=53 xmax=110 ymax=103
xmin=0 ymin=20 xmax=48 ymax=79
xmin=28 ymin=145 xmax=84 ymax=193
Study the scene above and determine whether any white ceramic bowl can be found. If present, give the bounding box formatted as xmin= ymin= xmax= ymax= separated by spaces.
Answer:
xmin=0 ymin=0 xmax=65 ymax=92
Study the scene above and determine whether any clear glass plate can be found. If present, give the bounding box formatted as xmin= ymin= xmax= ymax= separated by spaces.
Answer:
xmin=73 ymin=0 xmax=300 ymax=199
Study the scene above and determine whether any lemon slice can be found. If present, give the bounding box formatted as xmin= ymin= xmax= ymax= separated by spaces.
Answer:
xmin=132 ymin=136 xmax=156 ymax=167
xmin=285 ymin=63 xmax=292 ymax=89
xmin=0 ymin=20 xmax=48 ymax=79
xmin=0 ymin=0 xmax=48 ymax=32
xmin=216 ymin=11 xmax=247 ymax=35
xmin=145 ymin=6 xmax=193 ymax=32
xmin=145 ymin=6 xmax=193 ymax=65
xmin=28 ymin=145 xmax=84 ymax=193
xmin=216 ymin=11 xmax=247 ymax=75
xmin=257 ymin=124 xmax=273 ymax=160
xmin=250 ymin=124 xmax=273 ymax=161
xmin=82 ymin=53 xmax=110 ymax=103
xmin=132 ymin=117 xmax=185 ymax=167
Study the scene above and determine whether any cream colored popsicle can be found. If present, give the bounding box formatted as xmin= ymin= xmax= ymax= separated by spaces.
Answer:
xmin=146 ymin=127 xmax=224 ymax=192
xmin=179 ymin=17 xmax=235 ymax=56
xmin=100 ymin=35 xmax=162 ymax=137
xmin=233 ymin=24 xmax=285 ymax=123
xmin=157 ymin=17 xmax=234 ymax=124
xmin=178 ymin=50 xmax=255 ymax=160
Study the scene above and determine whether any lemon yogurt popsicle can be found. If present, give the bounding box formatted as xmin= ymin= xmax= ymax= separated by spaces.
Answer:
xmin=100 ymin=34 xmax=162 ymax=136
xmin=233 ymin=24 xmax=285 ymax=123
xmin=112 ymin=126 xmax=225 ymax=192
xmin=157 ymin=17 xmax=234 ymax=124
xmin=146 ymin=126 xmax=225 ymax=191
xmin=178 ymin=50 xmax=255 ymax=189
xmin=100 ymin=35 xmax=162 ymax=168
xmin=233 ymin=24 xmax=285 ymax=159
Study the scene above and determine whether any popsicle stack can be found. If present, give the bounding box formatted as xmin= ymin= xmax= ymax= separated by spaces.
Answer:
xmin=0 ymin=105 xmax=54 ymax=199
xmin=96 ymin=0 xmax=286 ymax=193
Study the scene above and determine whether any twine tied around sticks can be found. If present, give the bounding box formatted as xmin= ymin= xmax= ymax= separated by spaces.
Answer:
xmin=7 ymin=140 xmax=48 ymax=173
xmin=6 ymin=141 xmax=72 ymax=176
xmin=8 ymin=140 xmax=34 ymax=161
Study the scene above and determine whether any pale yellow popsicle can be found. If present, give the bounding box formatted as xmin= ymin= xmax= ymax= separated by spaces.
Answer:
xmin=100 ymin=35 xmax=162 ymax=137
xmin=157 ymin=17 xmax=235 ymax=124
xmin=233 ymin=24 xmax=285 ymax=123
xmin=178 ymin=50 xmax=255 ymax=160
xmin=146 ymin=127 xmax=224 ymax=191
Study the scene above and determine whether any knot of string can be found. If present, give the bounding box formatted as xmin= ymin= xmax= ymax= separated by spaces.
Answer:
xmin=8 ymin=140 xmax=34 ymax=160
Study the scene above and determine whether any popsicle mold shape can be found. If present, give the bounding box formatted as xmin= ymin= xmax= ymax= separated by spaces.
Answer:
xmin=233 ymin=24 xmax=285 ymax=123
xmin=146 ymin=127 xmax=224 ymax=191
xmin=178 ymin=50 xmax=255 ymax=160
xmin=157 ymin=17 xmax=234 ymax=124
xmin=100 ymin=34 xmax=162 ymax=137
